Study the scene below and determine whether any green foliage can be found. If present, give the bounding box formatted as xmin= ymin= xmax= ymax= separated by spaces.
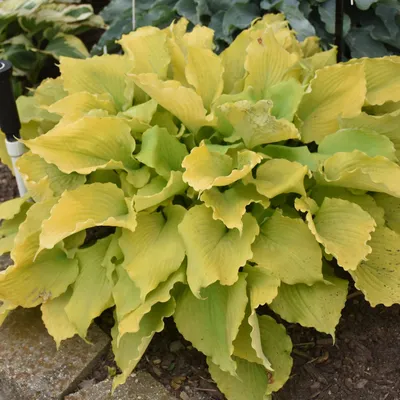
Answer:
xmin=94 ymin=0 xmax=400 ymax=57
xmin=0 ymin=0 xmax=105 ymax=94
xmin=1 ymin=14 xmax=400 ymax=399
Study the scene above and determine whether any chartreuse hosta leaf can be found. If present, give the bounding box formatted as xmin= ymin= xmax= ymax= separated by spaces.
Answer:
xmin=220 ymin=30 xmax=250 ymax=94
xmin=218 ymin=100 xmax=300 ymax=149
xmin=244 ymin=29 xmax=299 ymax=99
xmin=297 ymin=63 xmax=366 ymax=143
xmin=47 ymin=92 xmax=116 ymax=126
xmin=41 ymin=288 xmax=77 ymax=349
xmin=112 ymin=265 xmax=141 ymax=321
xmin=0 ymin=195 xmax=29 ymax=221
xmin=185 ymin=47 xmax=224 ymax=111
xmin=118 ymin=99 xmax=158 ymax=137
xmin=163 ymin=20 xmax=215 ymax=85
xmin=59 ymin=55 xmax=134 ymax=111
xmin=39 ymin=183 xmax=137 ymax=252
xmin=23 ymin=116 xmax=137 ymax=175
xmin=264 ymin=79 xmax=304 ymax=121
xmin=318 ymin=128 xmax=397 ymax=162
xmin=340 ymin=111 xmax=400 ymax=160
xmin=136 ymin=126 xmax=188 ymax=180
xmin=17 ymin=152 xmax=86 ymax=202
xmin=311 ymin=186 xmax=385 ymax=227
xmin=200 ymin=182 xmax=269 ymax=232
xmin=243 ymin=266 xmax=280 ymax=308
xmin=174 ymin=274 xmax=248 ymax=375
xmin=118 ymin=27 xmax=170 ymax=79
xmin=119 ymin=205 xmax=186 ymax=301
xmin=315 ymin=150 xmax=400 ymax=198
xmin=11 ymin=198 xmax=58 ymax=267
xmin=118 ymin=265 xmax=185 ymax=339
xmin=0 ymin=248 xmax=79 ymax=308
xmin=130 ymin=73 xmax=215 ymax=133
xmin=252 ymin=211 xmax=324 ymax=285
xmin=133 ymin=172 xmax=187 ymax=212
xmin=65 ymin=236 xmax=116 ymax=338
xmin=33 ymin=77 xmax=67 ymax=107
xmin=209 ymin=315 xmax=292 ymax=400
xmin=233 ymin=308 xmax=272 ymax=371
xmin=373 ymin=194 xmax=400 ymax=234
xmin=359 ymin=58 xmax=400 ymax=106
xmin=297 ymin=197 xmax=376 ymax=271
xmin=252 ymin=159 xmax=310 ymax=198
xmin=178 ymin=205 xmax=259 ymax=297
xmin=261 ymin=145 xmax=319 ymax=171
xmin=182 ymin=143 xmax=262 ymax=192
xmin=349 ymin=227 xmax=400 ymax=307
xmin=112 ymin=299 xmax=176 ymax=389
xmin=270 ymin=275 xmax=348 ymax=337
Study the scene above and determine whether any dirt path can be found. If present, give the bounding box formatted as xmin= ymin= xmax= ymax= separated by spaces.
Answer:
xmin=1 ymin=162 xmax=400 ymax=400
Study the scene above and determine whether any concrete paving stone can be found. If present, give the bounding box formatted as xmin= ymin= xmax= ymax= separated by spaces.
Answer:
xmin=65 ymin=371 xmax=176 ymax=400
xmin=0 ymin=307 xmax=110 ymax=400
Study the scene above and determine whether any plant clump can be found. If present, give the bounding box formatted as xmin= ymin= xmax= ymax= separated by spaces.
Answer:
xmin=1 ymin=14 xmax=400 ymax=400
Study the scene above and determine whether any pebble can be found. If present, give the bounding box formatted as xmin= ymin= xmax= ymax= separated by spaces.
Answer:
xmin=355 ymin=379 xmax=369 ymax=389
xmin=180 ymin=392 xmax=190 ymax=400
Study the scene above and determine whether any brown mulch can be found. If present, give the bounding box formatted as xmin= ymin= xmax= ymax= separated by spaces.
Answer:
xmin=1 ymin=162 xmax=400 ymax=400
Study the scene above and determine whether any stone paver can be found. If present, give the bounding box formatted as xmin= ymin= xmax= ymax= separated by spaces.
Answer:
xmin=0 ymin=307 xmax=110 ymax=400
xmin=65 ymin=371 xmax=175 ymax=400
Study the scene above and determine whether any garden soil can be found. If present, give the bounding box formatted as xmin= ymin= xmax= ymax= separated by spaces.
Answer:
xmin=1 ymin=162 xmax=400 ymax=400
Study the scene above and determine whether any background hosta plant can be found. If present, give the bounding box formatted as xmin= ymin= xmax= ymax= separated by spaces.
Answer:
xmin=0 ymin=0 xmax=105 ymax=94
xmin=93 ymin=0 xmax=400 ymax=57
xmin=1 ymin=14 xmax=400 ymax=400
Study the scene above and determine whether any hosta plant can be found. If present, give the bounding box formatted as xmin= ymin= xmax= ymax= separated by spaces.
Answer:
xmin=0 ymin=0 xmax=105 ymax=94
xmin=1 ymin=14 xmax=400 ymax=399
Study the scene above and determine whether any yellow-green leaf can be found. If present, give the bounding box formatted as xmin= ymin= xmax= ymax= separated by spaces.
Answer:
xmin=119 ymin=205 xmax=186 ymax=300
xmin=178 ymin=205 xmax=259 ymax=297
xmin=245 ymin=29 xmax=299 ymax=99
xmin=253 ymin=159 xmax=309 ymax=198
xmin=349 ymin=227 xmax=400 ymax=306
xmin=315 ymin=150 xmax=400 ymax=198
xmin=300 ymin=197 xmax=376 ymax=271
xmin=136 ymin=126 xmax=188 ymax=180
xmin=243 ymin=265 xmax=280 ymax=309
xmin=17 ymin=152 xmax=86 ymax=201
xmin=297 ymin=63 xmax=366 ymax=143
xmin=311 ymin=186 xmax=385 ymax=226
xmin=112 ymin=299 xmax=176 ymax=389
xmin=200 ymin=182 xmax=269 ymax=232
xmin=270 ymin=276 xmax=348 ymax=337
xmin=174 ymin=275 xmax=248 ymax=375
xmin=133 ymin=171 xmax=187 ymax=212
xmin=373 ymin=193 xmax=400 ymax=233
xmin=131 ymin=73 xmax=215 ymax=133
xmin=59 ymin=55 xmax=134 ymax=111
xmin=0 ymin=248 xmax=79 ymax=308
xmin=65 ymin=236 xmax=115 ymax=338
xmin=185 ymin=47 xmax=224 ymax=110
xmin=218 ymin=100 xmax=300 ymax=149
xmin=118 ymin=265 xmax=185 ymax=339
xmin=41 ymin=288 xmax=77 ymax=349
xmin=318 ymin=128 xmax=397 ymax=162
xmin=182 ymin=143 xmax=262 ymax=192
xmin=252 ymin=211 xmax=323 ymax=285
xmin=23 ymin=117 xmax=137 ymax=175
xmin=118 ymin=26 xmax=170 ymax=79
xmin=339 ymin=111 xmax=400 ymax=160
xmin=39 ymin=183 xmax=137 ymax=251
